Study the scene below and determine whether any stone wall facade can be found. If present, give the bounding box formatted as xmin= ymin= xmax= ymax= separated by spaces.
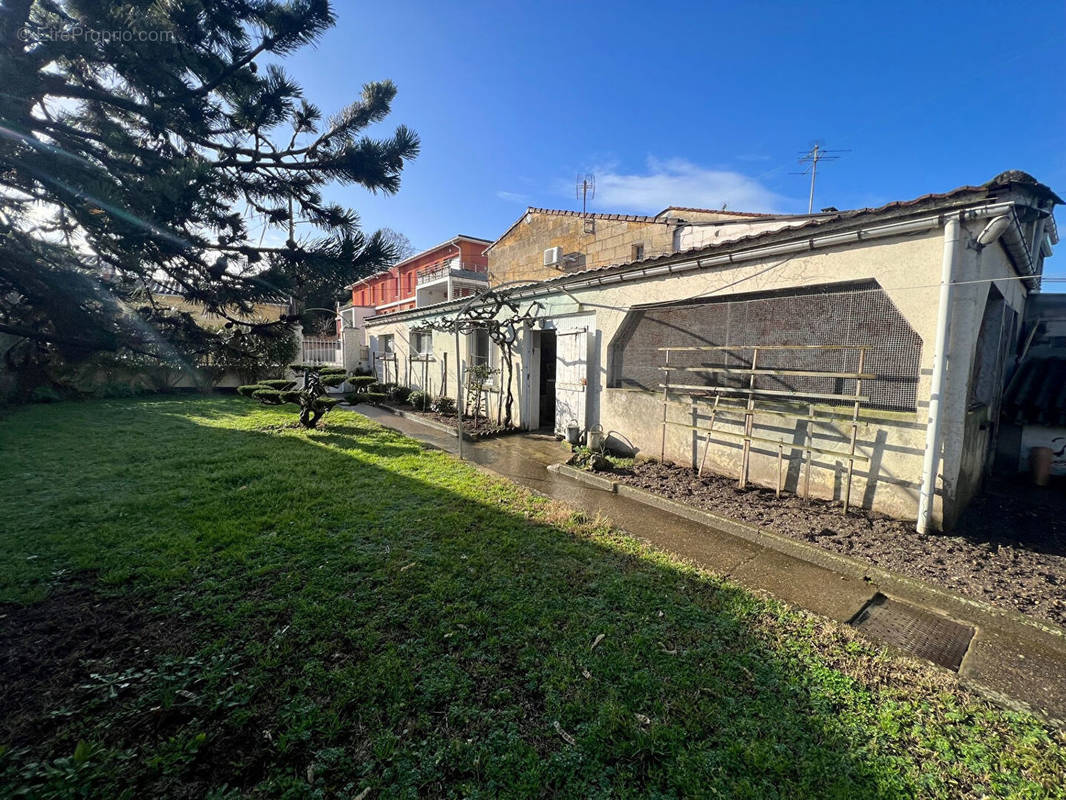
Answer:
xmin=486 ymin=210 xmax=677 ymax=285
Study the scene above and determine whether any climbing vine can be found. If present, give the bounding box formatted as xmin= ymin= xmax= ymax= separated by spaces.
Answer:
xmin=420 ymin=287 xmax=543 ymax=429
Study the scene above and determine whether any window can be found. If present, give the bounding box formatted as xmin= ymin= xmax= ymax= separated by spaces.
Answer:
xmin=468 ymin=328 xmax=494 ymax=385
xmin=631 ymin=243 xmax=645 ymax=262
xmin=470 ymin=329 xmax=490 ymax=367
xmin=378 ymin=334 xmax=394 ymax=354
xmin=411 ymin=330 xmax=433 ymax=357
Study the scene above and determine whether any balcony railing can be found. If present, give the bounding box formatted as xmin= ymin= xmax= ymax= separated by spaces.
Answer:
xmin=416 ymin=261 xmax=488 ymax=286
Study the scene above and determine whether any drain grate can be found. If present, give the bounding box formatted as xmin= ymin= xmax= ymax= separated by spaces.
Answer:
xmin=849 ymin=593 xmax=974 ymax=671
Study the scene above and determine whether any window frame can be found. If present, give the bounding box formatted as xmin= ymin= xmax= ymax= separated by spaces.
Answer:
xmin=411 ymin=329 xmax=433 ymax=358
xmin=468 ymin=328 xmax=495 ymax=385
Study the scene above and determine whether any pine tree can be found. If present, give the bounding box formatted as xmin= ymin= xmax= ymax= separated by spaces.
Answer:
xmin=0 ymin=0 xmax=418 ymax=384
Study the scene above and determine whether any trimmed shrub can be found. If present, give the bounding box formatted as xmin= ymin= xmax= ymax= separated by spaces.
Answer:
xmin=343 ymin=392 xmax=363 ymax=405
xmin=239 ymin=367 xmax=352 ymax=428
xmin=290 ymin=363 xmax=345 ymax=375
xmin=30 ymin=385 xmax=62 ymax=403
xmin=433 ymin=396 xmax=456 ymax=416
xmin=367 ymin=382 xmax=388 ymax=395
xmin=251 ymin=388 xmax=284 ymax=404
xmin=407 ymin=390 xmax=429 ymax=411
xmin=388 ymin=385 xmax=412 ymax=404
xmin=363 ymin=392 xmax=387 ymax=405
xmin=350 ymin=376 xmax=377 ymax=391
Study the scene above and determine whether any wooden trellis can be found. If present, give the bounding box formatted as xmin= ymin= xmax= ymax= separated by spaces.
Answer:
xmin=659 ymin=345 xmax=873 ymax=514
xmin=376 ymin=352 xmax=398 ymax=384
xmin=409 ymin=353 xmax=435 ymax=404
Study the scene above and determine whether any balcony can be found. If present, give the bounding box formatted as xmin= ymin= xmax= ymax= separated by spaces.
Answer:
xmin=414 ymin=261 xmax=489 ymax=308
xmin=416 ymin=260 xmax=487 ymax=286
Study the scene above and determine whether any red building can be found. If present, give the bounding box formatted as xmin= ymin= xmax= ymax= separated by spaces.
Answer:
xmin=347 ymin=235 xmax=491 ymax=314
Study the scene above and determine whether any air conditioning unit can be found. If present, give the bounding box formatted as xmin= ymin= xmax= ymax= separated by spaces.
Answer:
xmin=543 ymin=246 xmax=563 ymax=267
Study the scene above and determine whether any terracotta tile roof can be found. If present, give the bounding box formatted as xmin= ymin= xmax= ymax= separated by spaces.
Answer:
xmin=656 ymin=206 xmax=782 ymax=218
xmin=484 ymin=207 xmax=672 ymax=253
xmin=368 ymin=172 xmax=1061 ymax=325
xmin=553 ymin=170 xmax=1061 ymax=280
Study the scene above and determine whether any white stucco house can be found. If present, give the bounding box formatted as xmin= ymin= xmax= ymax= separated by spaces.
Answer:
xmin=363 ymin=171 xmax=1060 ymax=531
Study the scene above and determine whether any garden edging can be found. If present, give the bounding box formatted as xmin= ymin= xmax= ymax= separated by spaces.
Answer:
xmin=547 ymin=462 xmax=1066 ymax=644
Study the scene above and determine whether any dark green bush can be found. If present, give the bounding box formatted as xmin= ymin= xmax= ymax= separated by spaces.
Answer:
xmin=433 ymin=396 xmax=456 ymax=415
xmin=351 ymin=376 xmax=377 ymax=390
xmin=290 ymin=363 xmax=345 ymax=375
xmin=240 ymin=366 xmax=351 ymax=428
xmin=251 ymin=388 xmax=285 ymax=404
xmin=363 ymin=392 xmax=387 ymax=405
xmin=343 ymin=392 xmax=363 ymax=405
xmin=367 ymin=382 xmax=388 ymax=394
xmin=408 ymin=390 xmax=429 ymax=411
xmin=389 ymin=385 xmax=412 ymax=403
xmin=30 ymin=385 xmax=62 ymax=403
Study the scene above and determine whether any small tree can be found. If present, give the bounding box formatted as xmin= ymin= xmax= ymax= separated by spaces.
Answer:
xmin=237 ymin=365 xmax=347 ymax=428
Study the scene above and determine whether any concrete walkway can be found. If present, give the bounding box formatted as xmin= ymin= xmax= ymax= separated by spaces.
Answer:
xmin=352 ymin=404 xmax=1066 ymax=725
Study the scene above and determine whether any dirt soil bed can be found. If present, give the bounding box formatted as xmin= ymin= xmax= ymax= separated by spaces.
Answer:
xmin=394 ymin=405 xmax=520 ymax=439
xmin=614 ymin=462 xmax=1066 ymax=628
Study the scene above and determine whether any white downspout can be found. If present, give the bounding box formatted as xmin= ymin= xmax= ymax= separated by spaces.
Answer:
xmin=916 ymin=214 xmax=962 ymax=533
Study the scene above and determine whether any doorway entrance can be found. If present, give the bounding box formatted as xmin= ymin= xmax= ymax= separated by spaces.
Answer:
xmin=537 ymin=329 xmax=556 ymax=430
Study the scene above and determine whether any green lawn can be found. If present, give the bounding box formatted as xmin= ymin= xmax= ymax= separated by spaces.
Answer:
xmin=1 ymin=396 xmax=1063 ymax=799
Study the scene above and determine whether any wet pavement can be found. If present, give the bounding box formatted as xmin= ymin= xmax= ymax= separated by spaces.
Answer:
xmin=352 ymin=405 xmax=1066 ymax=725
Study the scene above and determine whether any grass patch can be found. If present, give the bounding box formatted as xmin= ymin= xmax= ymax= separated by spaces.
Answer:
xmin=0 ymin=396 xmax=1063 ymax=798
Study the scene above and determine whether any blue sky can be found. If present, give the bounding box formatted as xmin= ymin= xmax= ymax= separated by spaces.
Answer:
xmin=284 ymin=0 xmax=1065 ymax=281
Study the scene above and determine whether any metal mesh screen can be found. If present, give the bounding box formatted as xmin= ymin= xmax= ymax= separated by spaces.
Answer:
xmin=613 ymin=283 xmax=922 ymax=411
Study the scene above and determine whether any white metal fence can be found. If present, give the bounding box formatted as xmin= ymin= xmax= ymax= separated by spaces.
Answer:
xmin=301 ymin=336 xmax=342 ymax=365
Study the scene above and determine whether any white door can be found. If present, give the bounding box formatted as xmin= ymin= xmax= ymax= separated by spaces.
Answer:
xmin=554 ymin=326 xmax=589 ymax=436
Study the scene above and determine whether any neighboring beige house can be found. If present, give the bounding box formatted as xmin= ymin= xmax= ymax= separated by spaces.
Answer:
xmin=485 ymin=206 xmax=810 ymax=285
xmin=140 ymin=278 xmax=290 ymax=328
xmin=364 ymin=171 xmax=1061 ymax=531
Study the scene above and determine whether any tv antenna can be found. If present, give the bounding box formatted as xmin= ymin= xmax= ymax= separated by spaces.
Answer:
xmin=576 ymin=173 xmax=596 ymax=216
xmin=793 ymin=143 xmax=848 ymax=213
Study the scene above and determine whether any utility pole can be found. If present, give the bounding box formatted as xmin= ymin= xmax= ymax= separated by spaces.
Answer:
xmin=795 ymin=144 xmax=847 ymax=213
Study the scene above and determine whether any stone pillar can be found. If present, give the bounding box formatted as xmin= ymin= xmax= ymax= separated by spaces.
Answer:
xmin=342 ymin=326 xmax=364 ymax=372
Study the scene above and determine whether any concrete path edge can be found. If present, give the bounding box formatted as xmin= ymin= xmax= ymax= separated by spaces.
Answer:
xmin=548 ymin=463 xmax=1066 ymax=643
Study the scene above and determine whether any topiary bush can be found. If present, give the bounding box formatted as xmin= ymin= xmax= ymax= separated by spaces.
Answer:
xmin=433 ymin=396 xmax=456 ymax=416
xmin=239 ymin=366 xmax=349 ymax=428
xmin=362 ymin=392 xmax=387 ymax=405
xmin=350 ymin=376 xmax=377 ymax=391
xmin=388 ymin=385 xmax=412 ymax=404
xmin=407 ymin=390 xmax=429 ymax=411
